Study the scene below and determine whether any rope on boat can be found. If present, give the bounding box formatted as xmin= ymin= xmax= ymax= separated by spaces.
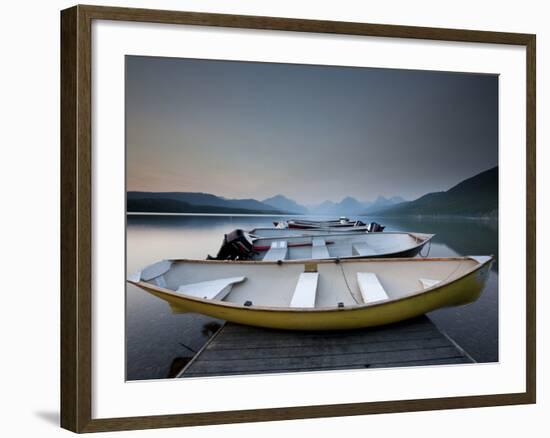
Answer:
xmin=338 ymin=262 xmax=360 ymax=305
xmin=419 ymin=239 xmax=432 ymax=258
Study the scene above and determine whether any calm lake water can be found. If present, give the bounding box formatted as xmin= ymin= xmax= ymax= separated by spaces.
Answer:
xmin=126 ymin=214 xmax=498 ymax=380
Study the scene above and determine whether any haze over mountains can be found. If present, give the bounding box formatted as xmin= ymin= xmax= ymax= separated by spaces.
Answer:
xmin=127 ymin=167 xmax=497 ymax=217
xmin=261 ymin=195 xmax=405 ymax=215
xmin=262 ymin=195 xmax=309 ymax=214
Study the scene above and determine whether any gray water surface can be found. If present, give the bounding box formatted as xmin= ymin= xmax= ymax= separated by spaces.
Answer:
xmin=126 ymin=214 xmax=498 ymax=380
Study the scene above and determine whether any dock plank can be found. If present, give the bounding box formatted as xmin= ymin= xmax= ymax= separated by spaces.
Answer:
xmin=212 ymin=327 xmax=436 ymax=347
xmin=179 ymin=316 xmax=473 ymax=377
xmin=200 ymin=337 xmax=450 ymax=361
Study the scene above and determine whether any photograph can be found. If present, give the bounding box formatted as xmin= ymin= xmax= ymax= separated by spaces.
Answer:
xmin=125 ymin=55 xmax=499 ymax=381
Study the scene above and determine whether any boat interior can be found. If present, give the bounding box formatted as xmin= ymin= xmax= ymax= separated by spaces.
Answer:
xmin=250 ymin=232 xmax=431 ymax=261
xmin=139 ymin=258 xmax=483 ymax=310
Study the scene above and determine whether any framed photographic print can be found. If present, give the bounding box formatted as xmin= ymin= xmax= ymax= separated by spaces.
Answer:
xmin=60 ymin=4 xmax=536 ymax=433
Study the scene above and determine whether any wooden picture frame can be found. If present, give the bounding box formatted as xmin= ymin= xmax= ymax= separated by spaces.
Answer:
xmin=60 ymin=4 xmax=536 ymax=433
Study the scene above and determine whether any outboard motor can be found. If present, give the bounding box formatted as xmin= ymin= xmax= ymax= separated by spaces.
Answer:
xmin=208 ymin=229 xmax=255 ymax=260
xmin=368 ymin=222 xmax=385 ymax=232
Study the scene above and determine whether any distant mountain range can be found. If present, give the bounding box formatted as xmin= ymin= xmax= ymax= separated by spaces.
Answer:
xmin=127 ymin=191 xmax=405 ymax=215
xmin=127 ymin=167 xmax=496 ymax=217
xmin=367 ymin=166 xmax=498 ymax=218
xmin=127 ymin=192 xmax=289 ymax=215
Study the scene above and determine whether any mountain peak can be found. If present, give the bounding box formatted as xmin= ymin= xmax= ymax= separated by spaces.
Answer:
xmin=264 ymin=194 xmax=293 ymax=203
xmin=262 ymin=195 xmax=308 ymax=214
xmin=307 ymin=195 xmax=403 ymax=215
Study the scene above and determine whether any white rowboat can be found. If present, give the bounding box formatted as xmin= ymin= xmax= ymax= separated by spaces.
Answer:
xmin=274 ymin=218 xmax=368 ymax=229
xmin=211 ymin=230 xmax=434 ymax=261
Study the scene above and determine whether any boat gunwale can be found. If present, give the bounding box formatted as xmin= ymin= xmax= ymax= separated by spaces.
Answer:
xmin=248 ymin=226 xmax=371 ymax=235
xmin=251 ymin=231 xmax=434 ymax=241
xmin=127 ymin=255 xmax=493 ymax=313
xmin=248 ymin=231 xmax=435 ymax=261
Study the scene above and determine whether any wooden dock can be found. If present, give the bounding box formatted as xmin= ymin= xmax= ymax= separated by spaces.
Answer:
xmin=178 ymin=316 xmax=474 ymax=377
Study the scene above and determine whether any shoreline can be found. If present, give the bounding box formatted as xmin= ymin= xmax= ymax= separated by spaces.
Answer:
xmin=127 ymin=211 xmax=498 ymax=221
xmin=126 ymin=212 xmax=303 ymax=217
xmin=370 ymin=214 xmax=498 ymax=221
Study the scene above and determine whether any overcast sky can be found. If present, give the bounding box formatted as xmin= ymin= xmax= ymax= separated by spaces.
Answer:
xmin=126 ymin=56 xmax=498 ymax=204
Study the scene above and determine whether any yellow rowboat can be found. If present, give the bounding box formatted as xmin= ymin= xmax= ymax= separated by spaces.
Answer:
xmin=128 ymin=256 xmax=493 ymax=331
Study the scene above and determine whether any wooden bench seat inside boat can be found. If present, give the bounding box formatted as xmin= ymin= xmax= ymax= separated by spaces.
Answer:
xmin=311 ymin=238 xmax=330 ymax=259
xmin=289 ymin=272 xmax=319 ymax=308
xmin=352 ymin=243 xmax=379 ymax=257
xmin=177 ymin=277 xmax=246 ymax=301
xmin=263 ymin=240 xmax=288 ymax=261
xmin=356 ymin=272 xmax=389 ymax=304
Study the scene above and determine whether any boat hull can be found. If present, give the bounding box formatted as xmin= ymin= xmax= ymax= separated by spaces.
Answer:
xmin=131 ymin=258 xmax=492 ymax=331
xmin=248 ymin=232 xmax=433 ymax=261
xmin=287 ymin=221 xmax=364 ymax=229
xmin=378 ymin=244 xmax=428 ymax=259
xmin=276 ymin=218 xmax=367 ymax=229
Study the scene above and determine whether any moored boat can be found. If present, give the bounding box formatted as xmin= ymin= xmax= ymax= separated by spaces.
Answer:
xmin=249 ymin=226 xmax=370 ymax=238
xmin=249 ymin=221 xmax=384 ymax=238
xmin=210 ymin=229 xmax=433 ymax=261
xmin=128 ymin=256 xmax=493 ymax=330
xmin=274 ymin=217 xmax=371 ymax=229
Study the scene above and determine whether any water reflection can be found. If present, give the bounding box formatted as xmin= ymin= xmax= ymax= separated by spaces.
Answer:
xmin=375 ymin=216 xmax=498 ymax=271
xmin=126 ymin=214 xmax=498 ymax=380
xmin=202 ymin=321 xmax=222 ymax=337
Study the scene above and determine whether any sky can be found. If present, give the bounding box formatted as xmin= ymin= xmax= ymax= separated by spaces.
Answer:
xmin=126 ymin=56 xmax=498 ymax=204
